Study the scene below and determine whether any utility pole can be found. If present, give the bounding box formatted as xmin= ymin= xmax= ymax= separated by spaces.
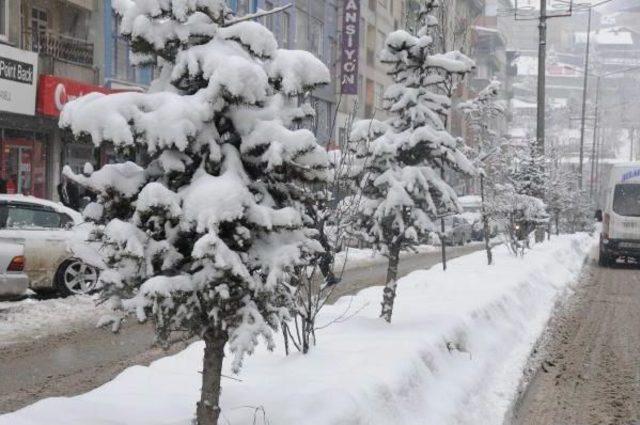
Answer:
xmin=575 ymin=0 xmax=619 ymax=189
xmin=589 ymin=75 xmax=600 ymax=198
xmin=578 ymin=8 xmax=593 ymax=190
xmin=536 ymin=0 xmax=548 ymax=157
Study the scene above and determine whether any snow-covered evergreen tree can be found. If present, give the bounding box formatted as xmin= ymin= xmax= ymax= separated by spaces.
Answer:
xmin=501 ymin=139 xmax=549 ymax=251
xmin=459 ymin=79 xmax=504 ymax=264
xmin=349 ymin=0 xmax=476 ymax=323
xmin=545 ymin=151 xmax=594 ymax=235
xmin=510 ymin=138 xmax=548 ymax=200
xmin=60 ymin=2 xmax=330 ymax=424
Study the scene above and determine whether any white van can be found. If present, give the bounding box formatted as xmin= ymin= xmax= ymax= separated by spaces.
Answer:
xmin=597 ymin=162 xmax=640 ymax=266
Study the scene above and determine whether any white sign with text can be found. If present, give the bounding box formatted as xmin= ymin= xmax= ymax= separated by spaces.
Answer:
xmin=0 ymin=44 xmax=39 ymax=116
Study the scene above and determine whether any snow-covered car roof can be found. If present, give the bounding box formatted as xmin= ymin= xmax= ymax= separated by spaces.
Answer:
xmin=458 ymin=195 xmax=482 ymax=206
xmin=0 ymin=195 xmax=83 ymax=224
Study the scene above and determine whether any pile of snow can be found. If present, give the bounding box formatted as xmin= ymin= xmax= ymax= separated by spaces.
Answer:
xmin=0 ymin=296 xmax=107 ymax=348
xmin=0 ymin=234 xmax=593 ymax=425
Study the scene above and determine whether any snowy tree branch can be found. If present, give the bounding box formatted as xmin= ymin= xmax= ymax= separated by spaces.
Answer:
xmin=222 ymin=4 xmax=292 ymax=27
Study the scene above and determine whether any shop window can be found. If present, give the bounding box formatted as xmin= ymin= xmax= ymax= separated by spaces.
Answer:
xmin=0 ymin=130 xmax=48 ymax=199
xmin=64 ymin=143 xmax=95 ymax=175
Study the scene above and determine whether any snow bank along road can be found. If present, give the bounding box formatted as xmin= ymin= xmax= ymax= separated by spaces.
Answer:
xmin=512 ymin=256 xmax=640 ymax=424
xmin=0 ymin=243 xmax=483 ymax=414
xmin=0 ymin=235 xmax=591 ymax=425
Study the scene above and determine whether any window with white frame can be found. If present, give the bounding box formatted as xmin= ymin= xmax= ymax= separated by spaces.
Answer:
xmin=309 ymin=17 xmax=323 ymax=59
xmin=263 ymin=1 xmax=274 ymax=32
xmin=281 ymin=12 xmax=290 ymax=48
xmin=295 ymin=8 xmax=307 ymax=50
xmin=375 ymin=82 xmax=384 ymax=109
xmin=237 ymin=0 xmax=251 ymax=16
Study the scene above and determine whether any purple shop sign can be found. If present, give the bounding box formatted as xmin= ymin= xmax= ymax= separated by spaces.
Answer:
xmin=341 ymin=0 xmax=360 ymax=95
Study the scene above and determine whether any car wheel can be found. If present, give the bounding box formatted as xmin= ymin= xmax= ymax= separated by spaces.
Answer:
xmin=56 ymin=259 xmax=99 ymax=296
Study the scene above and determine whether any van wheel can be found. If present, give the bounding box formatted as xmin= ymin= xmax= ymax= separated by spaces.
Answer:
xmin=598 ymin=249 xmax=612 ymax=267
xmin=55 ymin=260 xmax=99 ymax=296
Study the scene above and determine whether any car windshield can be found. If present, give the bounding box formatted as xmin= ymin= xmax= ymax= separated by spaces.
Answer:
xmin=613 ymin=184 xmax=640 ymax=217
xmin=0 ymin=205 xmax=65 ymax=229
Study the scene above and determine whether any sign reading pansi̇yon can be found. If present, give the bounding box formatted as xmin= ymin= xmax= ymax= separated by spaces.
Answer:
xmin=341 ymin=0 xmax=361 ymax=95
xmin=0 ymin=44 xmax=39 ymax=116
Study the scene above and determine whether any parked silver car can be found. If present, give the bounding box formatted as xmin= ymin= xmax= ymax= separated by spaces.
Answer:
xmin=0 ymin=241 xmax=29 ymax=297
xmin=443 ymin=215 xmax=473 ymax=246
xmin=0 ymin=195 xmax=98 ymax=296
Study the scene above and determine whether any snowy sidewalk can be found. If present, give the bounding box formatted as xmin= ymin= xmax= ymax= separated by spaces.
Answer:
xmin=0 ymin=234 xmax=594 ymax=425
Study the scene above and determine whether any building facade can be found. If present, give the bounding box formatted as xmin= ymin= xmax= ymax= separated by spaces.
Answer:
xmin=227 ymin=0 xmax=339 ymax=147
xmin=0 ymin=0 xmax=162 ymax=201
xmin=0 ymin=0 xmax=103 ymax=200
xmin=335 ymin=0 xmax=406 ymax=148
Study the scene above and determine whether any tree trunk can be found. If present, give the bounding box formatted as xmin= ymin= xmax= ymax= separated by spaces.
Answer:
xmin=440 ymin=217 xmax=447 ymax=271
xmin=480 ymin=176 xmax=492 ymax=265
xmin=380 ymin=245 xmax=400 ymax=323
xmin=555 ymin=213 xmax=560 ymax=236
xmin=196 ymin=331 xmax=228 ymax=425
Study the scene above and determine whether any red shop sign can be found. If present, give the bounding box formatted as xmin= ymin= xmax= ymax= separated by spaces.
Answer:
xmin=36 ymin=75 xmax=114 ymax=117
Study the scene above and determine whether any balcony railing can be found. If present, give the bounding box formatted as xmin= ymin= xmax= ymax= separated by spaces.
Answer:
xmin=22 ymin=30 xmax=94 ymax=66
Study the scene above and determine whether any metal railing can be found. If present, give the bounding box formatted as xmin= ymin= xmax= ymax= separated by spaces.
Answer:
xmin=21 ymin=29 xmax=94 ymax=66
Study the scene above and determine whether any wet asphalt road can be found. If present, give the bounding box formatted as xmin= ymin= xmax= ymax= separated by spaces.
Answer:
xmin=512 ymin=259 xmax=640 ymax=425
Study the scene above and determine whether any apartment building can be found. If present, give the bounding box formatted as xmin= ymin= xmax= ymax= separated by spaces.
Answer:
xmin=334 ymin=0 xmax=405 ymax=148
xmin=0 ymin=0 xmax=164 ymax=200
xmin=227 ymin=0 xmax=339 ymax=147
xmin=0 ymin=0 xmax=102 ymax=199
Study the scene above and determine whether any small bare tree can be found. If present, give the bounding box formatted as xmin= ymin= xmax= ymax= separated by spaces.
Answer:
xmin=459 ymin=79 xmax=505 ymax=265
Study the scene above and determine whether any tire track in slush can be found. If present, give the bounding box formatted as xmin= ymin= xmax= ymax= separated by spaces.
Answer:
xmin=512 ymin=260 xmax=640 ymax=425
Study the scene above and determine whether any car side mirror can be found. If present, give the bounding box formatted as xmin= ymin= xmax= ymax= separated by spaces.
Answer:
xmin=595 ymin=209 xmax=603 ymax=222
xmin=63 ymin=221 xmax=75 ymax=230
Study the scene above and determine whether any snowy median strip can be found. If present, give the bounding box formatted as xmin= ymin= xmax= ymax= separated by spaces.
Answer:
xmin=0 ymin=233 xmax=594 ymax=425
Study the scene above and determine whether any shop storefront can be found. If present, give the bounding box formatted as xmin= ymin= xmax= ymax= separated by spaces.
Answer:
xmin=37 ymin=75 xmax=114 ymax=176
xmin=0 ymin=128 xmax=48 ymax=197
xmin=1 ymin=51 xmax=132 ymax=200
xmin=0 ymin=43 xmax=51 ymax=198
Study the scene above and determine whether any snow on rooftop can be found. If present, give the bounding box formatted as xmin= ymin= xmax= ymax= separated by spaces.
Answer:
xmin=508 ymin=127 xmax=529 ymax=138
xmin=575 ymin=28 xmax=634 ymax=46
xmin=511 ymin=98 xmax=537 ymax=109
